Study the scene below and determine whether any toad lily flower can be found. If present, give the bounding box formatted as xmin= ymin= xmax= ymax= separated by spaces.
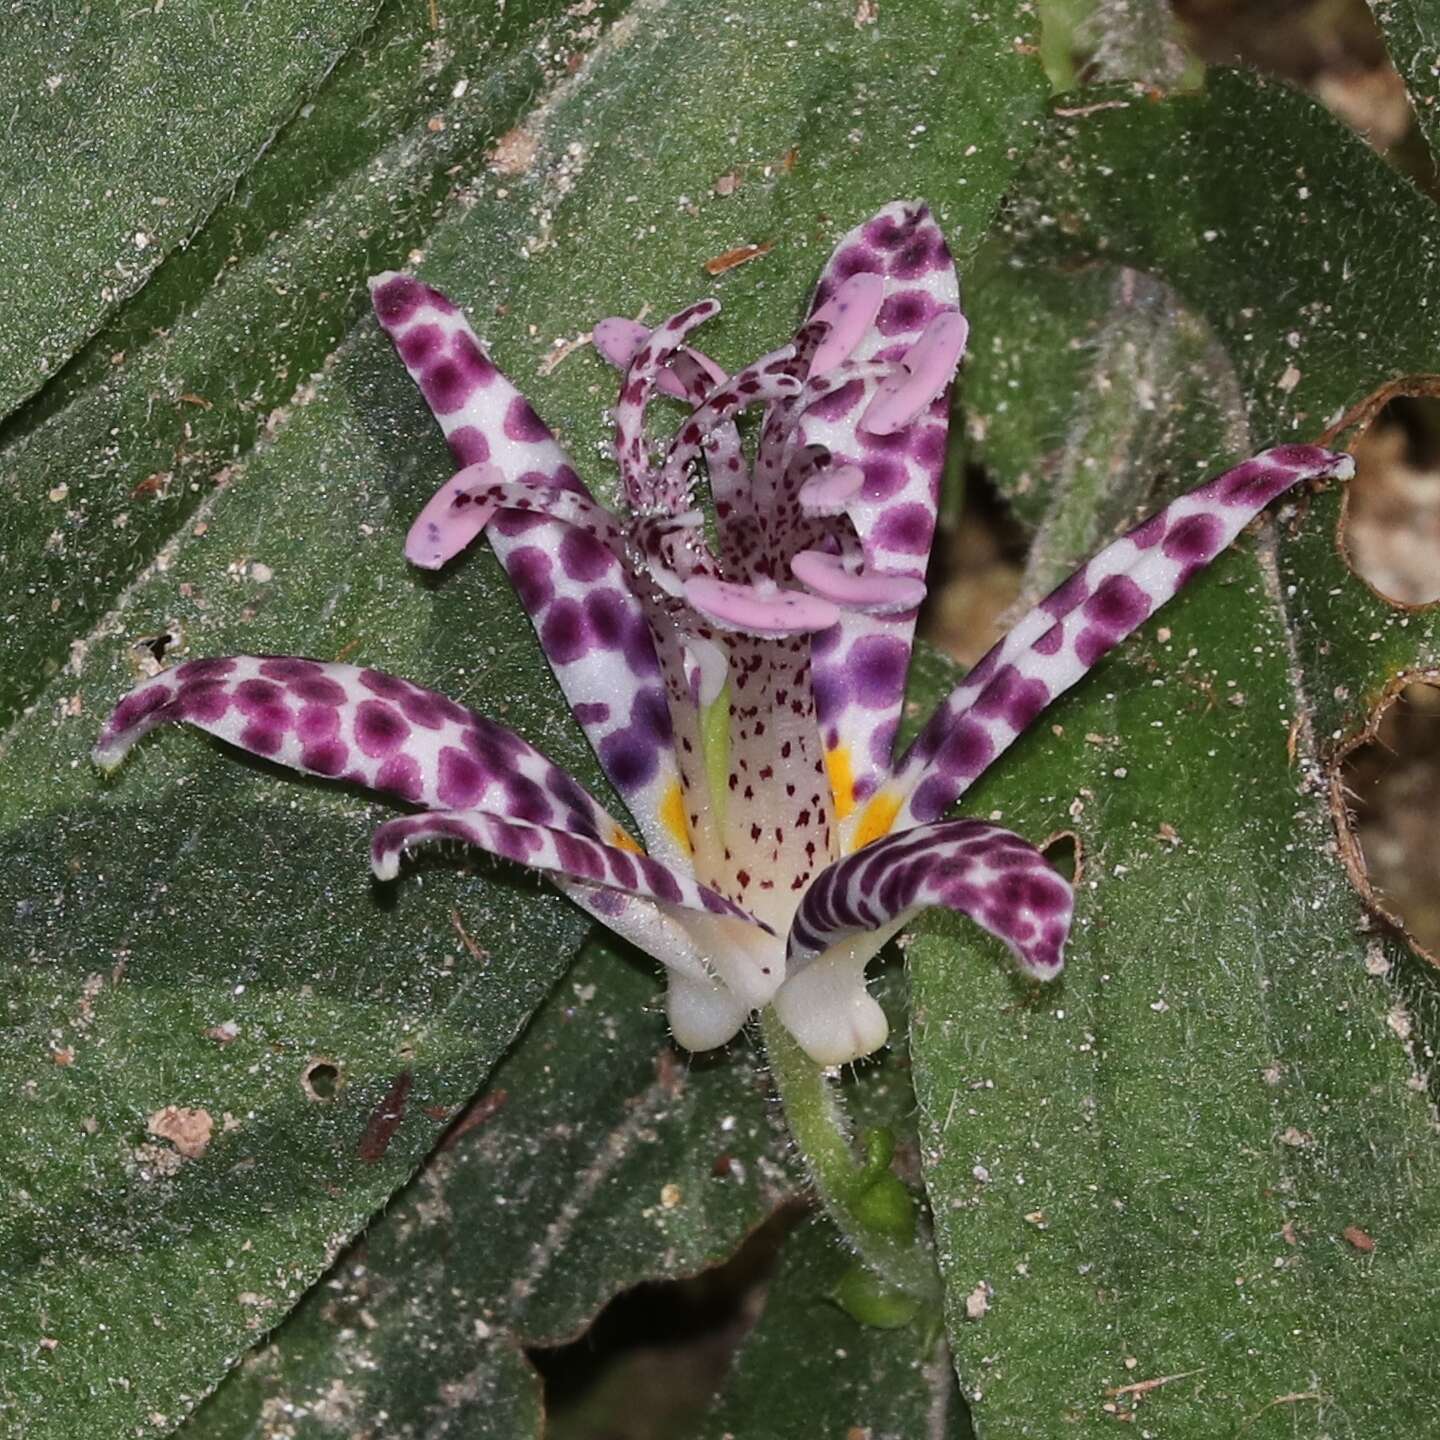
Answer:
xmin=94 ymin=202 xmax=1354 ymax=1066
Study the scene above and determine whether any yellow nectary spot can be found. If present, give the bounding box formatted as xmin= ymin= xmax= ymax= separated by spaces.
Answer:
xmin=826 ymin=746 xmax=856 ymax=821
xmin=610 ymin=826 xmax=645 ymax=855
xmin=852 ymin=791 xmax=901 ymax=851
xmin=659 ymin=779 xmax=694 ymax=857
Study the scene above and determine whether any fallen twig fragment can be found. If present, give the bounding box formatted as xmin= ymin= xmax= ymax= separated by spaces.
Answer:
xmin=704 ymin=241 xmax=773 ymax=275
xmin=1106 ymin=1368 xmax=1204 ymax=1400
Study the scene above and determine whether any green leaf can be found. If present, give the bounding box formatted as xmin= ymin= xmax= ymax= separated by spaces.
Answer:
xmin=997 ymin=67 xmax=1440 ymax=773
xmin=955 ymin=240 xmax=1116 ymax=528
xmin=697 ymin=1220 xmax=970 ymax=1439
xmin=0 ymin=0 xmax=382 ymax=414
xmin=0 ymin=316 xmax=593 ymax=1439
xmin=175 ymin=957 xmax=934 ymax=1439
xmin=909 ymin=70 xmax=1440 ymax=1435
xmin=175 ymin=933 xmax=799 ymax=1439
xmin=959 ymin=248 xmax=1248 ymax=561
xmin=0 ymin=0 xmax=1050 ymax=1432
xmin=364 ymin=0 xmax=1049 ymax=515
xmin=1369 ymin=0 xmax=1440 ymax=164
xmin=0 ymin=0 xmax=628 ymax=731
xmin=1011 ymin=71 xmax=1440 ymax=439
xmin=912 ymin=563 xmax=1440 ymax=1435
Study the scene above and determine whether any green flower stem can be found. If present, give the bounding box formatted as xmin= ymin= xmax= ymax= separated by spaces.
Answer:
xmin=760 ymin=1006 xmax=942 ymax=1307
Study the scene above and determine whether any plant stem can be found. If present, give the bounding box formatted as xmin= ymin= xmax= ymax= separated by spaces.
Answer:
xmin=760 ymin=1006 xmax=942 ymax=1306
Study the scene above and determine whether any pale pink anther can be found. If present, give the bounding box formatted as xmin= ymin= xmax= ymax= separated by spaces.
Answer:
xmin=404 ymin=462 xmax=504 ymax=570
xmin=592 ymin=316 xmax=727 ymax=400
xmin=797 ymin=464 xmax=865 ymax=516
xmin=791 ymin=549 xmax=927 ymax=612
xmin=683 ymin=575 xmax=842 ymax=635
xmin=860 ymin=310 xmax=970 ymax=435
xmin=592 ymin=316 xmax=652 ymax=369
xmin=809 ymin=272 xmax=886 ymax=375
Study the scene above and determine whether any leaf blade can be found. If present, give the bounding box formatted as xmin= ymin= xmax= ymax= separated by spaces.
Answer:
xmin=911 ymin=69 xmax=1440 ymax=1434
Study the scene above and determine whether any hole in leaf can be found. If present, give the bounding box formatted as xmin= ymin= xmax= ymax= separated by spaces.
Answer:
xmin=131 ymin=627 xmax=181 ymax=665
xmin=301 ymin=1058 xmax=343 ymax=1102
xmin=1340 ymin=395 xmax=1440 ymax=607
xmin=1042 ymin=830 xmax=1083 ymax=887
xmin=529 ymin=1202 xmax=801 ymax=1437
xmin=1334 ymin=676 xmax=1440 ymax=962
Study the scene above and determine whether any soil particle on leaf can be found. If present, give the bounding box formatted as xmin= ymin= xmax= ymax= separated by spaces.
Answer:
xmin=1363 ymin=942 xmax=1391 ymax=977
xmin=489 ymin=126 xmax=540 ymax=176
xmin=146 ymin=1105 xmax=214 ymax=1159
xmin=133 ymin=1142 xmax=185 ymax=1179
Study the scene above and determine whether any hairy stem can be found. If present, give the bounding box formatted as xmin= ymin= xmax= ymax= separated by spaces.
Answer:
xmin=760 ymin=1006 xmax=942 ymax=1306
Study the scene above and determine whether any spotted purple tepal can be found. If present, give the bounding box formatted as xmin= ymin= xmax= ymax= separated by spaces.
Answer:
xmin=95 ymin=202 xmax=1354 ymax=1065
